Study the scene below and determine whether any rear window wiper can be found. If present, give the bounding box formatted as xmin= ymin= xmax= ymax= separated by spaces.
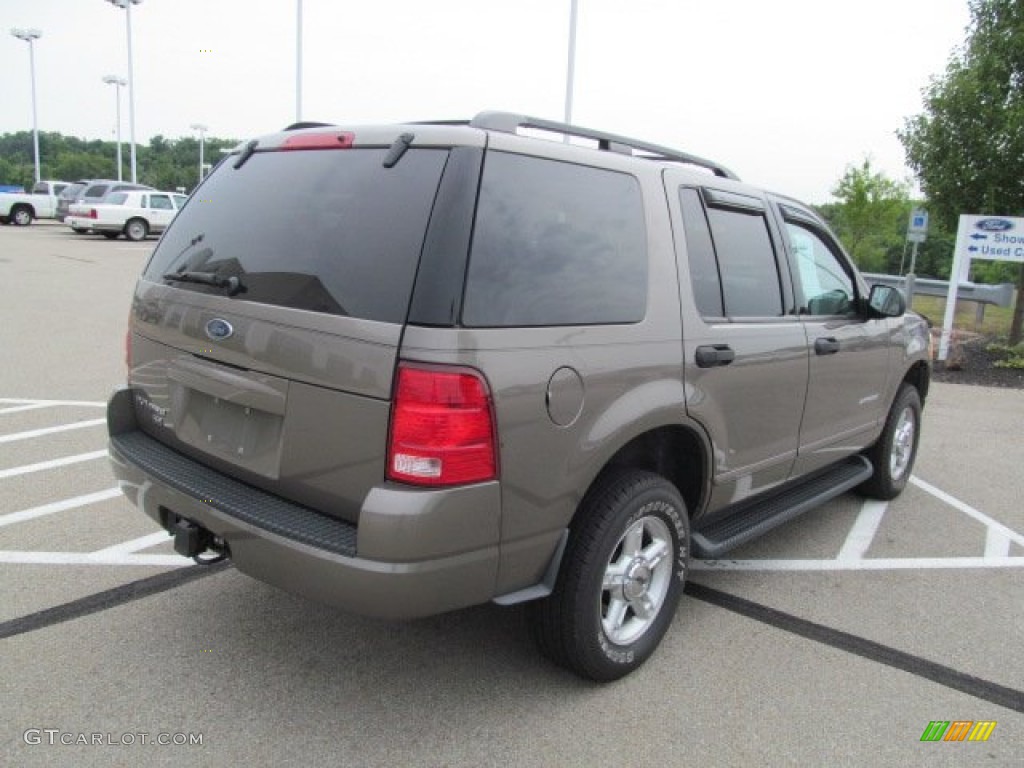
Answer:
xmin=163 ymin=271 xmax=244 ymax=296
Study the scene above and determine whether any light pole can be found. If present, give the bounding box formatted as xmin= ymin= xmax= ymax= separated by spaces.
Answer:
xmin=10 ymin=28 xmax=42 ymax=184
xmin=190 ymin=123 xmax=208 ymax=186
xmin=106 ymin=0 xmax=142 ymax=183
xmin=296 ymin=0 xmax=303 ymax=122
xmin=564 ymin=0 xmax=578 ymax=126
xmin=102 ymin=75 xmax=127 ymax=181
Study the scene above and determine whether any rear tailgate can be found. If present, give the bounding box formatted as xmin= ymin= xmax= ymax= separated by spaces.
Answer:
xmin=126 ymin=129 xmax=464 ymax=523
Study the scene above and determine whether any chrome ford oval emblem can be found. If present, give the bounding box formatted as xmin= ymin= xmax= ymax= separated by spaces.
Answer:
xmin=205 ymin=318 xmax=234 ymax=341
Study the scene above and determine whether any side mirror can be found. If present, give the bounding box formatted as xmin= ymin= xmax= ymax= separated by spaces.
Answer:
xmin=867 ymin=284 xmax=906 ymax=318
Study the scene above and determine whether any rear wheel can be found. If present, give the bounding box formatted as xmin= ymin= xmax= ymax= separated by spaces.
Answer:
xmin=125 ymin=218 xmax=148 ymax=241
xmin=529 ymin=470 xmax=689 ymax=681
xmin=11 ymin=205 xmax=32 ymax=226
xmin=859 ymin=384 xmax=921 ymax=500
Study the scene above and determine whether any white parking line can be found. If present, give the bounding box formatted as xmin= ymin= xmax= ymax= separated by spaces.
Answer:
xmin=693 ymin=556 xmax=1024 ymax=571
xmin=0 ymin=488 xmax=122 ymax=528
xmin=984 ymin=529 xmax=1012 ymax=559
xmin=0 ymin=418 xmax=106 ymax=445
xmin=0 ymin=403 xmax=54 ymax=416
xmin=0 ymin=398 xmax=105 ymax=408
xmin=0 ymin=450 xmax=107 ymax=480
xmin=910 ymin=476 xmax=1024 ymax=548
xmin=836 ymin=500 xmax=887 ymax=561
xmin=0 ymin=551 xmax=190 ymax=567
xmin=92 ymin=532 xmax=170 ymax=556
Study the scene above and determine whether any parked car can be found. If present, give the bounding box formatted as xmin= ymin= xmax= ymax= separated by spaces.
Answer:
xmin=66 ymin=189 xmax=188 ymax=240
xmin=107 ymin=112 xmax=931 ymax=681
xmin=0 ymin=180 xmax=71 ymax=225
xmin=57 ymin=179 xmax=153 ymax=230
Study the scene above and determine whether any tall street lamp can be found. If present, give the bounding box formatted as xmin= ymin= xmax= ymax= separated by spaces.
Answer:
xmin=102 ymin=75 xmax=127 ymax=181
xmin=296 ymin=0 xmax=303 ymax=123
xmin=190 ymin=123 xmax=208 ymax=186
xmin=10 ymin=28 xmax=43 ymax=184
xmin=106 ymin=0 xmax=142 ymax=183
xmin=564 ymin=0 xmax=578 ymax=126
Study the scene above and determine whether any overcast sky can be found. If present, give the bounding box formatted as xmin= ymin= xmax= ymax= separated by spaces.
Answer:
xmin=3 ymin=0 xmax=970 ymax=203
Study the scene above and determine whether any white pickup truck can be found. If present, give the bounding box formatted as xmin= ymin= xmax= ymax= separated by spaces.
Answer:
xmin=66 ymin=189 xmax=189 ymax=241
xmin=0 ymin=180 xmax=70 ymax=225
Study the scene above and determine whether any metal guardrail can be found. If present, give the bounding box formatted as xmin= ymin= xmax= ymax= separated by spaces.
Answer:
xmin=863 ymin=273 xmax=1015 ymax=308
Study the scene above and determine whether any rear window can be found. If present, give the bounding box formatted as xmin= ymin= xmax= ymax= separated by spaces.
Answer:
xmin=462 ymin=152 xmax=647 ymax=327
xmin=145 ymin=147 xmax=447 ymax=324
xmin=60 ymin=183 xmax=86 ymax=200
xmin=106 ymin=192 xmax=129 ymax=205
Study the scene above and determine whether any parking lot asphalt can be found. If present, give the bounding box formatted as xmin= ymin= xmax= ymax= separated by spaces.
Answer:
xmin=2 ymin=221 xmax=1022 ymax=767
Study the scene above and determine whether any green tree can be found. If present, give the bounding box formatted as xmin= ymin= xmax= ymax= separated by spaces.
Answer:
xmin=900 ymin=0 xmax=1024 ymax=342
xmin=824 ymin=159 xmax=911 ymax=273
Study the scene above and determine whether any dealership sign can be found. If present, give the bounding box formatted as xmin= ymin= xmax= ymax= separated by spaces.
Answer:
xmin=938 ymin=214 xmax=1024 ymax=360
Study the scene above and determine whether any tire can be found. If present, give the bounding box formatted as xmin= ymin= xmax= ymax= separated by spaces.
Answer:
xmin=125 ymin=218 xmax=148 ymax=242
xmin=11 ymin=205 xmax=33 ymax=226
xmin=528 ymin=470 xmax=690 ymax=682
xmin=859 ymin=384 xmax=922 ymax=500
xmin=102 ymin=231 xmax=120 ymax=240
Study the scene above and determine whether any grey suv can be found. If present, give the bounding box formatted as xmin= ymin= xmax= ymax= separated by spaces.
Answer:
xmin=107 ymin=112 xmax=931 ymax=681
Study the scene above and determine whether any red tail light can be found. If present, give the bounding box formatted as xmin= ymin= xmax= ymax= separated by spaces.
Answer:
xmin=89 ymin=209 xmax=98 ymax=219
xmin=387 ymin=364 xmax=497 ymax=487
xmin=280 ymin=132 xmax=355 ymax=150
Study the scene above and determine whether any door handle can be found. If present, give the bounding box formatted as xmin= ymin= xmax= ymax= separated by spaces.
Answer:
xmin=695 ymin=344 xmax=735 ymax=368
xmin=814 ymin=337 xmax=840 ymax=355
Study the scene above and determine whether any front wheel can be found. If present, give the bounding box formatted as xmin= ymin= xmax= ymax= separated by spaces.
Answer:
xmin=529 ymin=470 xmax=689 ymax=682
xmin=859 ymin=384 xmax=922 ymax=500
xmin=125 ymin=218 xmax=148 ymax=242
xmin=11 ymin=205 xmax=33 ymax=226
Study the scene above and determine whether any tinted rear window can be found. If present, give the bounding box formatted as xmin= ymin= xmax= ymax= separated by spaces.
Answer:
xmin=144 ymin=148 xmax=448 ymax=323
xmin=462 ymin=152 xmax=646 ymax=327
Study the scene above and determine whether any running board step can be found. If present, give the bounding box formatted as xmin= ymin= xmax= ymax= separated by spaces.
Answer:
xmin=692 ymin=455 xmax=873 ymax=559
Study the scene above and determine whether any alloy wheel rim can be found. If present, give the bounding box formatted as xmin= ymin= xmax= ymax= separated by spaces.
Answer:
xmin=889 ymin=406 xmax=916 ymax=480
xmin=600 ymin=514 xmax=674 ymax=646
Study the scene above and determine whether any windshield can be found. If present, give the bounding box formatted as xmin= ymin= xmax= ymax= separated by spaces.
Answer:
xmin=145 ymin=147 xmax=448 ymax=324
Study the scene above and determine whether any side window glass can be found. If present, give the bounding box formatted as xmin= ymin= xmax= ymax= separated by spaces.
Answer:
xmin=463 ymin=152 xmax=647 ymax=327
xmin=705 ymin=206 xmax=783 ymax=317
xmin=786 ymin=223 xmax=855 ymax=316
xmin=679 ymin=188 xmax=724 ymax=317
xmin=150 ymin=195 xmax=172 ymax=210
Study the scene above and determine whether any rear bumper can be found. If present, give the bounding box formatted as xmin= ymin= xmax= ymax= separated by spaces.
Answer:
xmin=107 ymin=388 xmax=501 ymax=619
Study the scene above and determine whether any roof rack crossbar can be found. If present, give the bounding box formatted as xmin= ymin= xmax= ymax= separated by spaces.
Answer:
xmin=468 ymin=111 xmax=739 ymax=180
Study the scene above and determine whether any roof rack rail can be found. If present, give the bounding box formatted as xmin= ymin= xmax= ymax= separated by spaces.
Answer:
xmin=469 ymin=111 xmax=739 ymax=180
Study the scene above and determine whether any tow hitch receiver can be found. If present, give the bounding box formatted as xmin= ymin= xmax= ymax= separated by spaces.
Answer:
xmin=170 ymin=516 xmax=229 ymax=565
xmin=173 ymin=518 xmax=207 ymax=558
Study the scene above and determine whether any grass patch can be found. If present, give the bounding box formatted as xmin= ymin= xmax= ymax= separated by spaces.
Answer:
xmin=909 ymin=295 xmax=1015 ymax=336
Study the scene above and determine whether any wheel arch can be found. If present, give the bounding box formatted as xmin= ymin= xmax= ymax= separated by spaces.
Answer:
xmin=11 ymin=203 xmax=35 ymax=222
xmin=579 ymin=423 xmax=710 ymax=529
xmin=902 ymin=360 xmax=930 ymax=404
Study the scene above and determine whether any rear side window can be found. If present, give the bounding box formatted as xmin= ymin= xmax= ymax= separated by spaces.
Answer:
xmin=462 ymin=152 xmax=646 ymax=327
xmin=85 ymin=185 xmax=110 ymax=199
xmin=145 ymin=148 xmax=447 ymax=323
xmin=706 ymin=207 xmax=783 ymax=317
xmin=106 ymin=192 xmax=129 ymax=205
